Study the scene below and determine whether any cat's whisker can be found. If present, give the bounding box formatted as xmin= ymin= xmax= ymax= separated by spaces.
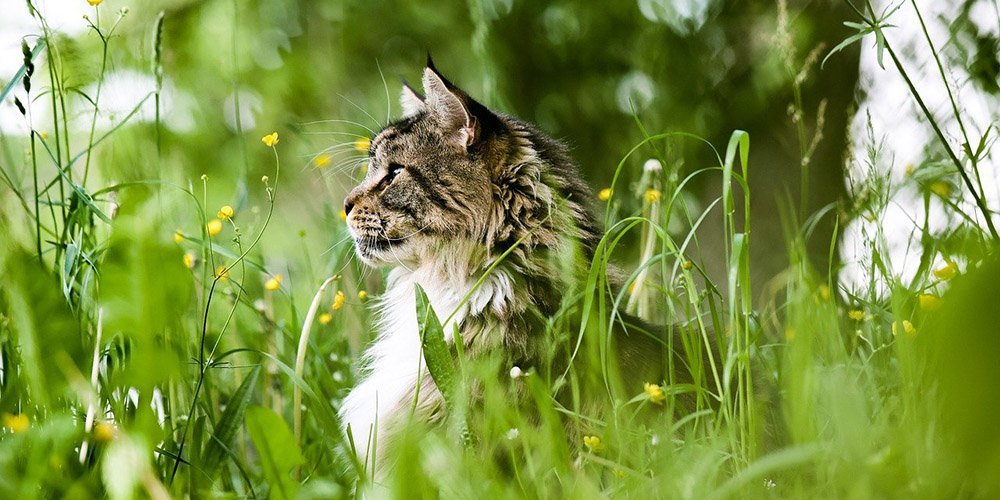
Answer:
xmin=376 ymin=59 xmax=392 ymax=125
xmin=379 ymin=227 xmax=414 ymax=273
xmin=336 ymin=92 xmax=383 ymax=129
xmin=299 ymin=118 xmax=376 ymax=135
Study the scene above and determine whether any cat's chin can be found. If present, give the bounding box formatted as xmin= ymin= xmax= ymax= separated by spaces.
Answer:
xmin=352 ymin=239 xmax=414 ymax=267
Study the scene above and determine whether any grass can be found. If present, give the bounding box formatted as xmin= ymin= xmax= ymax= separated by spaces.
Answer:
xmin=1 ymin=1 xmax=999 ymax=498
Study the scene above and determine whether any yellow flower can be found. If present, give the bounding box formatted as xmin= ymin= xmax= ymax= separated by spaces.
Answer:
xmin=598 ymin=188 xmax=611 ymax=201
xmin=848 ymin=309 xmax=865 ymax=321
xmin=2 ymin=413 xmax=29 ymax=433
xmin=318 ymin=313 xmax=333 ymax=325
xmin=354 ymin=137 xmax=371 ymax=153
xmin=904 ymin=164 xmax=914 ymax=176
xmin=39 ymin=130 xmax=49 ymax=139
xmin=929 ymin=181 xmax=951 ymax=197
xmin=358 ymin=290 xmax=368 ymax=301
xmin=644 ymin=382 xmax=666 ymax=404
xmin=331 ymin=290 xmax=345 ymax=310
xmin=892 ymin=320 xmax=916 ymax=338
xmin=644 ymin=189 xmax=661 ymax=203
xmin=784 ymin=327 xmax=796 ymax=341
xmin=681 ymin=260 xmax=693 ymax=270
xmin=215 ymin=265 xmax=230 ymax=281
xmin=918 ymin=294 xmax=942 ymax=311
xmin=207 ymin=219 xmax=223 ymax=236
xmin=87 ymin=0 xmax=103 ymax=6
xmin=94 ymin=422 xmax=116 ymax=443
xmin=264 ymin=274 xmax=283 ymax=291
xmin=818 ymin=284 xmax=831 ymax=300
xmin=262 ymin=132 xmax=279 ymax=147
xmin=217 ymin=205 xmax=234 ymax=220
xmin=182 ymin=252 xmax=196 ymax=269
xmin=173 ymin=230 xmax=184 ymax=244
xmin=339 ymin=210 xmax=348 ymax=222
xmin=313 ymin=154 xmax=332 ymax=168
xmin=933 ymin=261 xmax=957 ymax=280
xmin=583 ymin=435 xmax=604 ymax=453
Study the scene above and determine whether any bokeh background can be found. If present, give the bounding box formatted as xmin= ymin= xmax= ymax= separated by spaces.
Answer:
xmin=2 ymin=0 xmax=864 ymax=294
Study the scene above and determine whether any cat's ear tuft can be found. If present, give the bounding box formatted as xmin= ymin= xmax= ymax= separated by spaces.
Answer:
xmin=422 ymin=66 xmax=475 ymax=149
xmin=399 ymin=80 xmax=425 ymax=118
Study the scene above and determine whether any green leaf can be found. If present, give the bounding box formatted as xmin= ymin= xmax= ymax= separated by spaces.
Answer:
xmin=414 ymin=284 xmax=456 ymax=408
xmin=201 ymin=366 xmax=261 ymax=477
xmin=99 ymin=187 xmax=192 ymax=392
xmin=0 ymin=39 xmax=44 ymax=105
xmin=245 ymin=406 xmax=305 ymax=500
xmin=0 ymin=248 xmax=85 ymax=407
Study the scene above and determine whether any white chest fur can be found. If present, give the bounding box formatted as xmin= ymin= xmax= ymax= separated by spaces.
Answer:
xmin=338 ymin=259 xmax=515 ymax=465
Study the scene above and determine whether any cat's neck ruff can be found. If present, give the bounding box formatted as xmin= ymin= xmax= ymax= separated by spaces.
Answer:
xmin=338 ymin=239 xmax=515 ymax=466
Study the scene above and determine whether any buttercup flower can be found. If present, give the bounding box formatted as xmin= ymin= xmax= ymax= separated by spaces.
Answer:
xmin=262 ymin=132 xmax=279 ymax=147
xmin=644 ymin=189 xmax=661 ymax=203
xmin=182 ymin=252 xmax=196 ymax=269
xmin=173 ymin=230 xmax=184 ymax=244
xmin=331 ymin=290 xmax=345 ymax=310
xmin=264 ymin=274 xmax=283 ymax=291
xmin=918 ymin=294 xmax=941 ymax=311
xmin=94 ymin=422 xmax=116 ymax=442
xmin=314 ymin=154 xmax=332 ymax=168
xmin=318 ymin=313 xmax=333 ymax=325
xmin=339 ymin=210 xmax=348 ymax=222
xmin=598 ymin=188 xmax=611 ymax=201
xmin=354 ymin=137 xmax=371 ymax=153
xmin=933 ymin=261 xmax=957 ymax=280
xmin=87 ymin=0 xmax=103 ymax=6
xmin=358 ymin=290 xmax=368 ymax=301
xmin=644 ymin=382 xmax=666 ymax=404
xmin=681 ymin=260 xmax=693 ymax=270
xmin=207 ymin=219 xmax=223 ymax=236
xmin=892 ymin=320 xmax=916 ymax=338
xmin=217 ymin=205 xmax=234 ymax=220
xmin=583 ymin=435 xmax=604 ymax=453
xmin=215 ymin=266 xmax=230 ymax=281
xmin=2 ymin=413 xmax=29 ymax=433
xmin=848 ymin=309 xmax=865 ymax=321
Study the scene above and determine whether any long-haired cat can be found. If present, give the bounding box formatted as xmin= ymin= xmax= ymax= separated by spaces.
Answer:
xmin=339 ymin=59 xmax=706 ymax=471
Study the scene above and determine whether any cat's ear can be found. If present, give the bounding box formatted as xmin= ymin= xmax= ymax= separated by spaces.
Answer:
xmin=422 ymin=65 xmax=476 ymax=149
xmin=399 ymin=80 xmax=425 ymax=118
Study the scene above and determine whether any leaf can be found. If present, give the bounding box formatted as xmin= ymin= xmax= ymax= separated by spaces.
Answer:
xmin=0 ymin=39 xmax=44 ymax=105
xmin=0 ymin=248 xmax=85 ymax=407
xmin=201 ymin=366 xmax=261 ymax=476
xmin=822 ymin=31 xmax=869 ymax=69
xmin=414 ymin=284 xmax=456 ymax=408
xmin=245 ymin=406 xmax=305 ymax=500
xmin=99 ymin=187 xmax=192 ymax=392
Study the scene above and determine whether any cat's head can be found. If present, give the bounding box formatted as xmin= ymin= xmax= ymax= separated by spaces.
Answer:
xmin=344 ymin=61 xmax=598 ymax=269
xmin=345 ymin=62 xmax=509 ymax=266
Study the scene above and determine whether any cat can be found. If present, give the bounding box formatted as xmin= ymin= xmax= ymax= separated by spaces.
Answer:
xmin=339 ymin=59 xmax=706 ymax=472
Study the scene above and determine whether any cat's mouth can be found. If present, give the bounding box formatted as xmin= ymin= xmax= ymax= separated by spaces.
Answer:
xmin=352 ymin=233 xmax=408 ymax=264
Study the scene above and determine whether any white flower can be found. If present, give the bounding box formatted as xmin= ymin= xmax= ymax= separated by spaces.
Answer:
xmin=506 ymin=428 xmax=520 ymax=440
xmin=509 ymin=366 xmax=523 ymax=379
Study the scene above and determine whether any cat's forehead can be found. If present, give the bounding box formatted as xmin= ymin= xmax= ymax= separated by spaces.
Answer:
xmin=370 ymin=116 xmax=426 ymax=156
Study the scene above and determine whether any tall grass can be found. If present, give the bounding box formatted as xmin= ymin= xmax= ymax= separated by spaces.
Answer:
xmin=1 ymin=1 xmax=998 ymax=498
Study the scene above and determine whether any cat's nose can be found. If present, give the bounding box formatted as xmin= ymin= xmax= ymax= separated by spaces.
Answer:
xmin=344 ymin=188 xmax=360 ymax=217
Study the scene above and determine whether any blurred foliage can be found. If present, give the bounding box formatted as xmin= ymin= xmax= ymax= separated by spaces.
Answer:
xmin=0 ymin=0 xmax=997 ymax=497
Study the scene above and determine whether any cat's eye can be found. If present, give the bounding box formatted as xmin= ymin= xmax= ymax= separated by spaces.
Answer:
xmin=385 ymin=163 xmax=405 ymax=183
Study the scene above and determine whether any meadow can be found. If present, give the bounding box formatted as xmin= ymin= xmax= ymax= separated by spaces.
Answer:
xmin=1 ymin=0 xmax=999 ymax=498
